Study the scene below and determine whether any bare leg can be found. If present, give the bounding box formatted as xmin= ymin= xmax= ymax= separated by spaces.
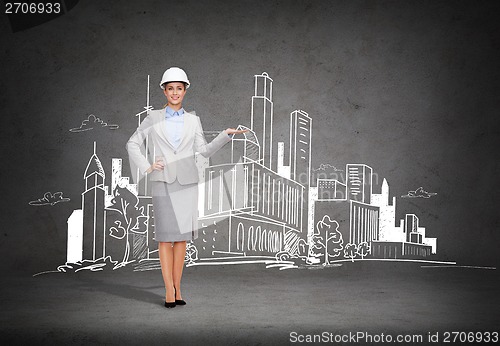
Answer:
xmin=172 ymin=241 xmax=187 ymax=300
xmin=158 ymin=242 xmax=175 ymax=302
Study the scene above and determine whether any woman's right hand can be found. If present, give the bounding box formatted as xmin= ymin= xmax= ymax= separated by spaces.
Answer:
xmin=145 ymin=158 xmax=165 ymax=174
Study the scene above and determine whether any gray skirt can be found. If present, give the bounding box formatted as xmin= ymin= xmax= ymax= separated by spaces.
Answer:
xmin=151 ymin=180 xmax=199 ymax=242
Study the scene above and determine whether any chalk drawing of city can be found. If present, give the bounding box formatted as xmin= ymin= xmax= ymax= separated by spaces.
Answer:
xmin=34 ymin=72 xmax=454 ymax=276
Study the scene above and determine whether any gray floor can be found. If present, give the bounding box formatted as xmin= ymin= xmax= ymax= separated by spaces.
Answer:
xmin=1 ymin=262 xmax=498 ymax=345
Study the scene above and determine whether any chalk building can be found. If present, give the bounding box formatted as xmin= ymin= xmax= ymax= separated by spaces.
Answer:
xmin=289 ymin=110 xmax=312 ymax=187
xmin=251 ymin=72 xmax=273 ymax=169
xmin=371 ymin=214 xmax=436 ymax=259
xmin=349 ymin=200 xmax=379 ymax=245
xmin=289 ymin=110 xmax=312 ymax=237
xmin=66 ymin=209 xmax=83 ymax=263
xmin=312 ymin=174 xmax=380 ymax=250
xmin=370 ymin=182 xmax=437 ymax=259
xmin=230 ymin=125 xmax=260 ymax=165
xmin=277 ymin=142 xmax=291 ymax=179
xmin=310 ymin=163 xmax=438 ymax=260
xmin=199 ymin=161 xmax=305 ymax=258
xmin=317 ymin=178 xmax=347 ymax=201
xmin=346 ymin=164 xmax=372 ymax=204
xmin=195 ymin=73 xmax=309 ymax=258
xmin=82 ymin=143 xmax=106 ymax=261
xmin=371 ymin=178 xmax=396 ymax=241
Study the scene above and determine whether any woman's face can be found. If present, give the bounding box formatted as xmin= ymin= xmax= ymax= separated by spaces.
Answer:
xmin=163 ymin=82 xmax=186 ymax=107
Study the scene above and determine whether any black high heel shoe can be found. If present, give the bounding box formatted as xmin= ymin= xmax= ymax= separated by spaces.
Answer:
xmin=164 ymin=301 xmax=176 ymax=308
xmin=174 ymin=288 xmax=186 ymax=305
xmin=164 ymin=289 xmax=176 ymax=308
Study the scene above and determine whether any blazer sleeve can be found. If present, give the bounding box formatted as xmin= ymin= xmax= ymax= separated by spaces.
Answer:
xmin=194 ymin=115 xmax=232 ymax=158
xmin=126 ymin=113 xmax=155 ymax=179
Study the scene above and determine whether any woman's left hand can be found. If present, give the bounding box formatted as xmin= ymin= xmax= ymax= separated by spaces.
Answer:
xmin=226 ymin=128 xmax=249 ymax=135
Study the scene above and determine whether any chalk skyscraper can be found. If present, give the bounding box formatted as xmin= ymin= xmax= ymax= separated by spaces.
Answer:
xmin=250 ymin=72 xmax=273 ymax=169
xmin=82 ymin=142 xmax=106 ymax=261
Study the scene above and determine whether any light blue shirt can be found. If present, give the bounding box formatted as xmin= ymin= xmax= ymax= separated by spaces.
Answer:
xmin=165 ymin=106 xmax=184 ymax=149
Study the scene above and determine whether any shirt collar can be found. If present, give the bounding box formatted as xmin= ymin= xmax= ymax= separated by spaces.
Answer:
xmin=165 ymin=106 xmax=185 ymax=118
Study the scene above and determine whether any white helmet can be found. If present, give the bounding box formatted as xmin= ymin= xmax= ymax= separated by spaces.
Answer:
xmin=159 ymin=67 xmax=190 ymax=89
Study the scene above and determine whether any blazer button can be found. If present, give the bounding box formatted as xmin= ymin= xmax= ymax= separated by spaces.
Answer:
xmin=174 ymin=150 xmax=177 ymax=154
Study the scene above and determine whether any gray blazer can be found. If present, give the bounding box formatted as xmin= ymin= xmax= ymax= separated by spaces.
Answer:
xmin=126 ymin=108 xmax=232 ymax=185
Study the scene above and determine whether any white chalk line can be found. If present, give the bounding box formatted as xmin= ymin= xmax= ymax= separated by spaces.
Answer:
xmin=420 ymin=265 xmax=496 ymax=270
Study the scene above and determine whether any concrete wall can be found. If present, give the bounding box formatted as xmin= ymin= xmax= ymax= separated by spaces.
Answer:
xmin=1 ymin=0 xmax=498 ymax=273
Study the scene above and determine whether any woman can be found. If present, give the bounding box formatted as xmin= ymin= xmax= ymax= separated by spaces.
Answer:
xmin=127 ymin=67 xmax=247 ymax=308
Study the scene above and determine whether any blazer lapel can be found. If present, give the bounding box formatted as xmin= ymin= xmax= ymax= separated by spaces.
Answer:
xmin=177 ymin=112 xmax=193 ymax=149
xmin=154 ymin=109 xmax=175 ymax=150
